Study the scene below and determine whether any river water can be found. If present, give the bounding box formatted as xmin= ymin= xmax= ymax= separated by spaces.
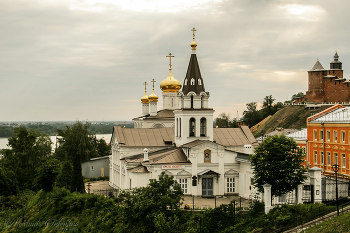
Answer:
xmin=0 ymin=134 xmax=112 ymax=150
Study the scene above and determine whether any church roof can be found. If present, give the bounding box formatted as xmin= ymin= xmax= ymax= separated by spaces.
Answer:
xmin=213 ymin=126 xmax=257 ymax=147
xmin=112 ymin=126 xmax=174 ymax=147
xmin=310 ymin=60 xmax=325 ymax=71
xmin=181 ymin=54 xmax=206 ymax=95
xmin=122 ymin=147 xmax=190 ymax=165
xmin=112 ymin=126 xmax=256 ymax=147
xmin=133 ymin=109 xmax=174 ymax=120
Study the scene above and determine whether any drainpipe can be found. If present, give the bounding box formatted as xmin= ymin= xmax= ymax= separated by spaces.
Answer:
xmin=321 ymin=122 xmax=325 ymax=172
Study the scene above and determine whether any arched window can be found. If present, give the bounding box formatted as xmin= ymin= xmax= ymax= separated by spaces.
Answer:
xmin=189 ymin=118 xmax=195 ymax=137
xmin=200 ymin=118 xmax=206 ymax=137
xmin=198 ymin=79 xmax=202 ymax=85
xmin=191 ymin=78 xmax=195 ymax=85
xmin=184 ymin=79 xmax=188 ymax=85
xmin=191 ymin=96 xmax=194 ymax=108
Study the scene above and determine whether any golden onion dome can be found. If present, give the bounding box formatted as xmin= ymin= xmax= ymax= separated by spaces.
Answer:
xmin=160 ymin=70 xmax=182 ymax=92
xmin=190 ymin=40 xmax=197 ymax=50
xmin=148 ymin=90 xmax=158 ymax=102
xmin=141 ymin=92 xmax=149 ymax=103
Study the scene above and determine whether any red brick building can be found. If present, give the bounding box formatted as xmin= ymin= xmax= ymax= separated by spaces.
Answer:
xmin=295 ymin=52 xmax=350 ymax=104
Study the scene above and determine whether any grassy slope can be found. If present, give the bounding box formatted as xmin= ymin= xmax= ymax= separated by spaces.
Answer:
xmin=302 ymin=211 xmax=350 ymax=233
xmin=253 ymin=105 xmax=332 ymax=137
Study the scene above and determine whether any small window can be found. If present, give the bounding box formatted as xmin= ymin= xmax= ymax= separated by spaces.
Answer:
xmin=328 ymin=152 xmax=331 ymax=165
xmin=314 ymin=151 xmax=317 ymax=164
xmin=92 ymin=166 xmax=94 ymax=171
xmin=335 ymin=153 xmax=338 ymax=165
xmin=321 ymin=151 xmax=324 ymax=165
xmin=342 ymin=131 xmax=345 ymax=143
xmin=342 ymin=154 xmax=346 ymax=168
xmin=184 ymin=79 xmax=188 ymax=85
xmin=320 ymin=130 xmax=323 ymax=141
xmin=314 ymin=130 xmax=317 ymax=141
xmin=190 ymin=78 xmax=195 ymax=85
xmin=200 ymin=118 xmax=206 ymax=137
xmin=198 ymin=79 xmax=202 ymax=85
xmin=227 ymin=178 xmax=235 ymax=193
xmin=327 ymin=131 xmax=330 ymax=141
xmin=178 ymin=179 xmax=188 ymax=194
xmin=334 ymin=131 xmax=338 ymax=142
xmin=189 ymin=118 xmax=195 ymax=137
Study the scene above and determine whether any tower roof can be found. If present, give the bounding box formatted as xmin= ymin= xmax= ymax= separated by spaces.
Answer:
xmin=310 ymin=59 xmax=325 ymax=71
xmin=181 ymin=54 xmax=205 ymax=95
xmin=334 ymin=51 xmax=339 ymax=60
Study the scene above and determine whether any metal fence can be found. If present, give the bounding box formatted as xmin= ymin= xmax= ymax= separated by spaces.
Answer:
xmin=321 ymin=177 xmax=350 ymax=201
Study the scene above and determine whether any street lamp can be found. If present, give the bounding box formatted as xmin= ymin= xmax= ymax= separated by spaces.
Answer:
xmin=332 ymin=163 xmax=339 ymax=216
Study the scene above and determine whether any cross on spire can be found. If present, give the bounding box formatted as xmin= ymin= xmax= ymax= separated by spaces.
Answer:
xmin=191 ymin=28 xmax=196 ymax=40
xmin=143 ymin=81 xmax=148 ymax=93
xmin=151 ymin=79 xmax=156 ymax=90
xmin=166 ymin=53 xmax=174 ymax=70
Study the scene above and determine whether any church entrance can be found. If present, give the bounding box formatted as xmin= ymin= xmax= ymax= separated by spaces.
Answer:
xmin=202 ymin=178 xmax=213 ymax=196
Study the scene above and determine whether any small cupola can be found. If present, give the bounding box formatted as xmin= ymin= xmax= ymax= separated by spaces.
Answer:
xmin=330 ymin=51 xmax=342 ymax=70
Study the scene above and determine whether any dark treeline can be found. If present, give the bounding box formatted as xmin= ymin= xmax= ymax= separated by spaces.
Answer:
xmin=0 ymin=122 xmax=134 ymax=138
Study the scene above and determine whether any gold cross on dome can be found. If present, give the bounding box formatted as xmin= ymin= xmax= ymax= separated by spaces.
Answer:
xmin=151 ymin=79 xmax=156 ymax=90
xmin=143 ymin=81 xmax=148 ymax=92
xmin=166 ymin=53 xmax=174 ymax=70
xmin=191 ymin=28 xmax=196 ymax=39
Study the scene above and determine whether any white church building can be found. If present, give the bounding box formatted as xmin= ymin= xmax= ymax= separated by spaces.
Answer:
xmin=109 ymin=29 xmax=258 ymax=198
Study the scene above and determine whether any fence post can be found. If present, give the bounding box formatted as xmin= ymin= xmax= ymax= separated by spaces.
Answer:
xmin=263 ymin=184 xmax=273 ymax=214
xmin=309 ymin=167 xmax=322 ymax=203
xmin=297 ymin=184 xmax=303 ymax=204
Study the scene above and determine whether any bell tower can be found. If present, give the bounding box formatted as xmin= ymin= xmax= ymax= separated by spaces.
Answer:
xmin=174 ymin=28 xmax=214 ymax=146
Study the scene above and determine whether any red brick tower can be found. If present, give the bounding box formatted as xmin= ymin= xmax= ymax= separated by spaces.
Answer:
xmin=307 ymin=59 xmax=326 ymax=103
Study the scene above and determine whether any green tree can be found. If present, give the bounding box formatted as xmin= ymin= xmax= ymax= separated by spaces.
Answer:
xmin=215 ymin=113 xmax=231 ymax=128
xmin=249 ymin=135 xmax=307 ymax=197
xmin=0 ymin=127 xmax=52 ymax=191
xmin=118 ymin=172 xmax=183 ymax=232
xmin=0 ymin=166 xmax=17 ymax=196
xmin=95 ymin=138 xmax=112 ymax=157
xmin=262 ymin=95 xmax=276 ymax=116
xmin=54 ymin=121 xmax=97 ymax=193
xmin=243 ymin=102 xmax=263 ymax=127
xmin=55 ymin=121 xmax=98 ymax=162
xmin=35 ymin=158 xmax=61 ymax=192
xmin=55 ymin=161 xmax=73 ymax=188
xmin=215 ymin=112 xmax=239 ymax=128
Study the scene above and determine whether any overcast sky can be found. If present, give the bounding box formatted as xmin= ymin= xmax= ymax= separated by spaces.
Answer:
xmin=0 ymin=0 xmax=349 ymax=121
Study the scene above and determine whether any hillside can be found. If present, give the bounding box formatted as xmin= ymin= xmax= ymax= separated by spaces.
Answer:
xmin=253 ymin=105 xmax=332 ymax=137
xmin=302 ymin=210 xmax=350 ymax=233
